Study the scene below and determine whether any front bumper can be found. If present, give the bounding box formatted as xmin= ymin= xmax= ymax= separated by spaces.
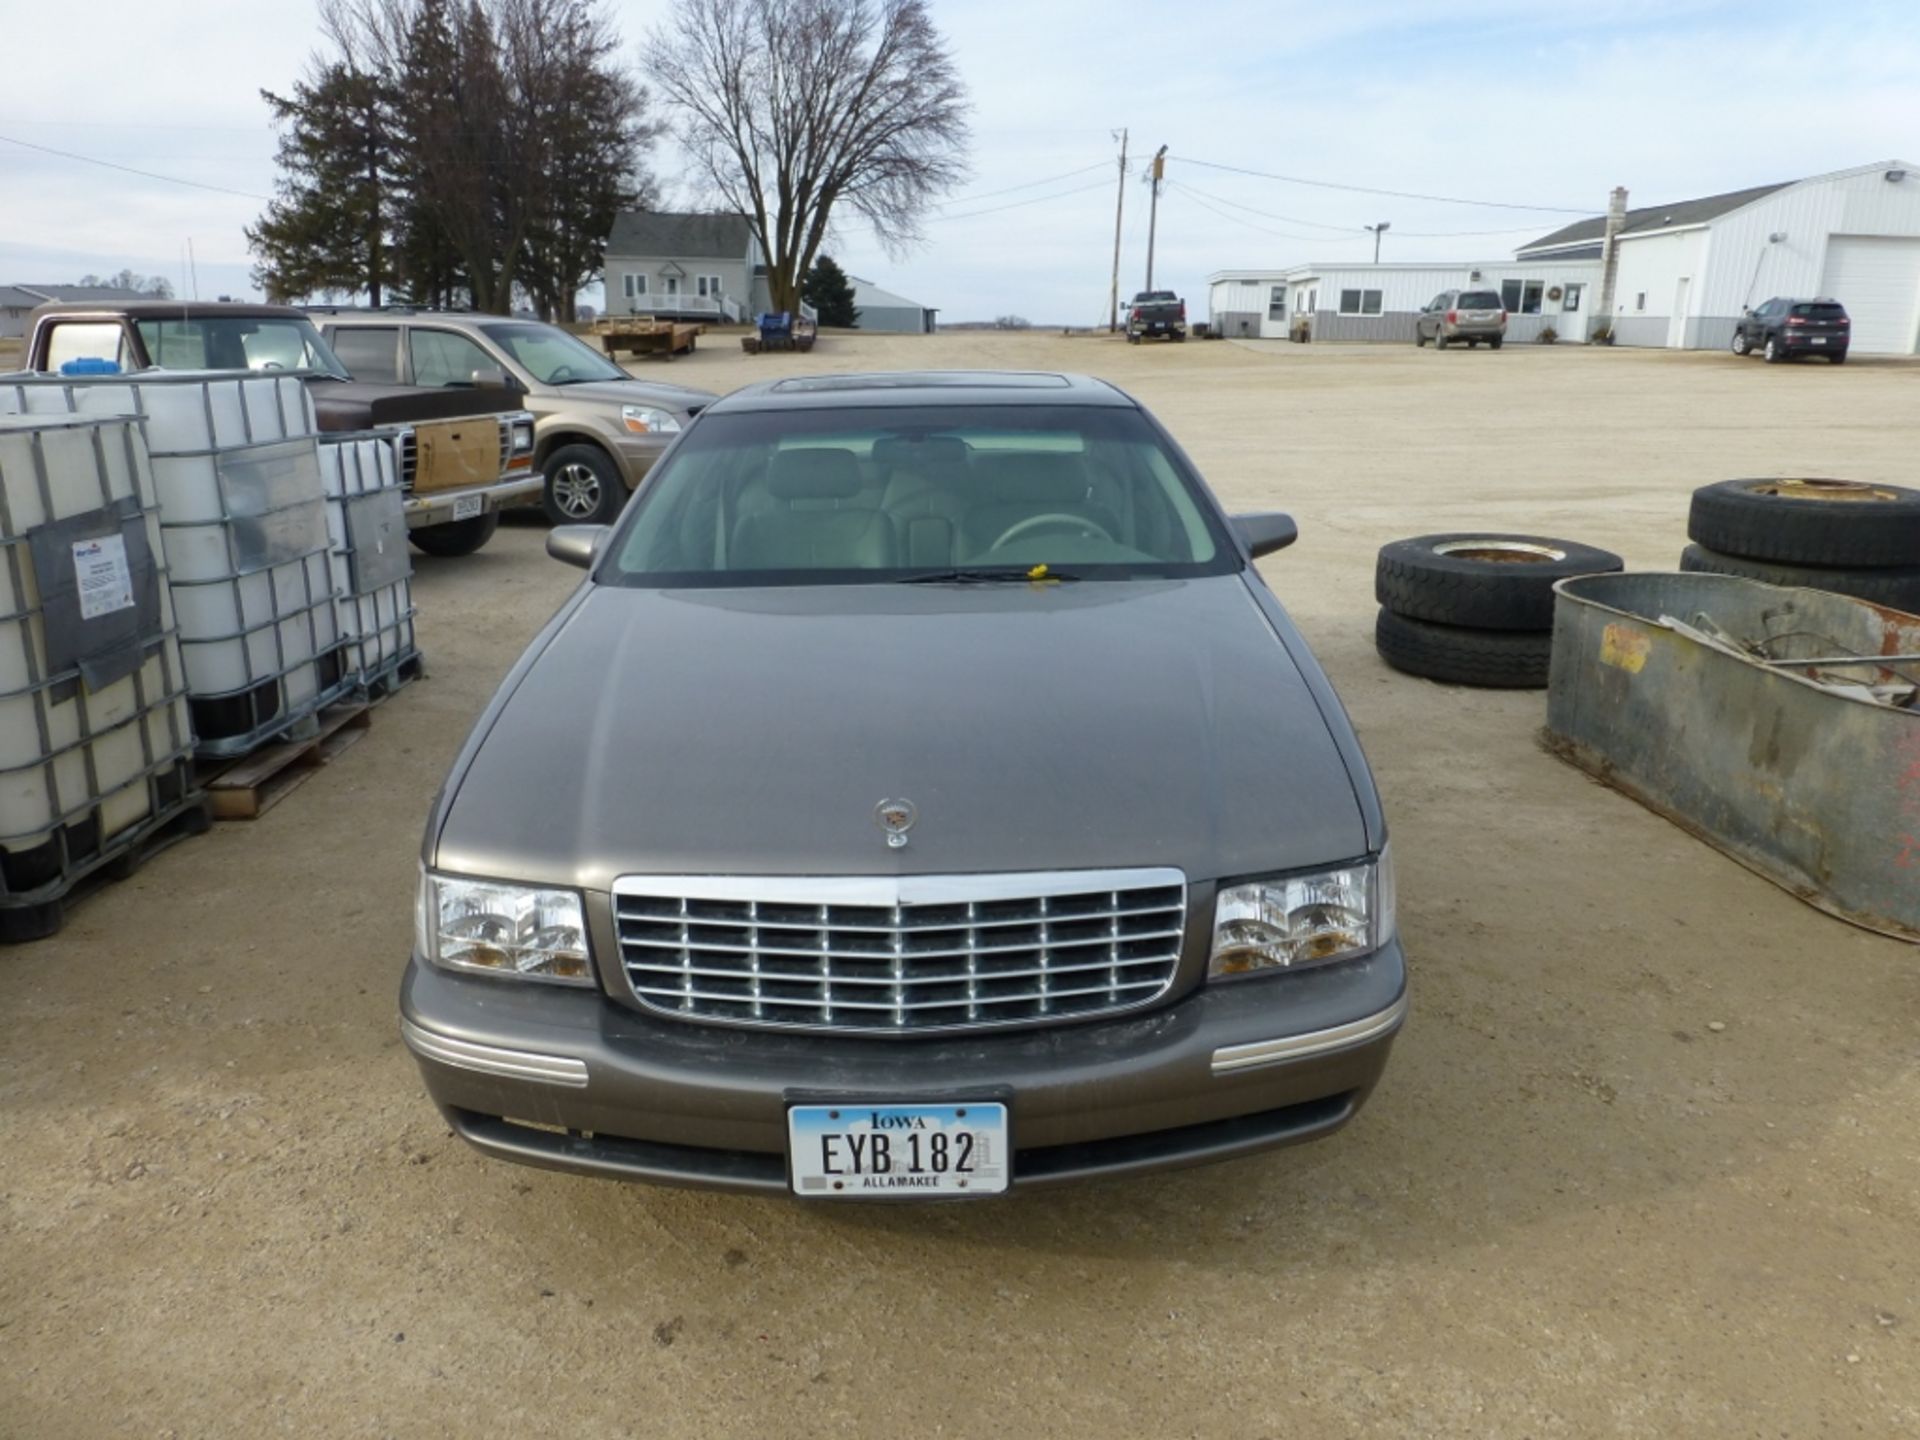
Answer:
xmin=610 ymin=433 xmax=673 ymax=488
xmin=404 ymin=473 xmax=544 ymax=529
xmin=399 ymin=939 xmax=1407 ymax=1193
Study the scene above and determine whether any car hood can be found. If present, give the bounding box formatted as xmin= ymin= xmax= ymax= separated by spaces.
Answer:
xmin=435 ymin=576 xmax=1367 ymax=890
xmin=541 ymin=378 xmax=716 ymax=413
xmin=307 ymin=379 xmax=521 ymax=431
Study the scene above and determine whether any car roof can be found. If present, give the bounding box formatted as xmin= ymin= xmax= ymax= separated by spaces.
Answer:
xmin=30 ymin=300 xmax=309 ymax=321
xmin=316 ymin=310 xmax=514 ymax=329
xmin=705 ymin=372 xmax=1136 ymax=413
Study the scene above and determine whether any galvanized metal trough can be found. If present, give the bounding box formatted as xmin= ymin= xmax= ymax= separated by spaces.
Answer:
xmin=1545 ymin=572 xmax=1920 ymax=942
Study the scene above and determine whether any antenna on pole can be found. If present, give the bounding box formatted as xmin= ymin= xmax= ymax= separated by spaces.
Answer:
xmin=1107 ymin=128 xmax=1129 ymax=333
xmin=1144 ymin=145 xmax=1168 ymax=292
xmin=187 ymin=238 xmax=200 ymax=300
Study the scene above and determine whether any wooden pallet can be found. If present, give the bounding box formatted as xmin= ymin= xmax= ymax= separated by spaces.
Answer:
xmin=200 ymin=703 xmax=372 ymax=820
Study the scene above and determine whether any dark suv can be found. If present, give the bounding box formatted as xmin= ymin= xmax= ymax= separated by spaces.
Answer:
xmin=1732 ymin=298 xmax=1850 ymax=364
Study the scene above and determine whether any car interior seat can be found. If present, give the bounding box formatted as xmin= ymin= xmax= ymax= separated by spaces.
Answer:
xmin=730 ymin=447 xmax=897 ymax=570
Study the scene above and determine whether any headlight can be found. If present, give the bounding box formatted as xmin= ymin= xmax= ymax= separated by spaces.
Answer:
xmin=622 ymin=405 xmax=681 ymax=436
xmin=1209 ymin=849 xmax=1395 ymax=978
xmin=510 ymin=419 xmax=534 ymax=455
xmin=417 ymin=871 xmax=594 ymax=986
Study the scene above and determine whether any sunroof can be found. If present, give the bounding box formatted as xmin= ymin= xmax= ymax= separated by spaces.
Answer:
xmin=770 ymin=372 xmax=1071 ymax=392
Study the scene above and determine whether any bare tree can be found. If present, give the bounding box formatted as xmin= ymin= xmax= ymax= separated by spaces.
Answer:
xmin=643 ymin=0 xmax=968 ymax=315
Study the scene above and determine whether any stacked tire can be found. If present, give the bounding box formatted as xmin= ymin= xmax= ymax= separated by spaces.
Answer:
xmin=1374 ymin=534 xmax=1625 ymax=688
xmin=1681 ymin=479 xmax=1920 ymax=612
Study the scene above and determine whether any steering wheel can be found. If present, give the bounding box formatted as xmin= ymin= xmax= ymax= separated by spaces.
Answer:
xmin=260 ymin=361 xmax=285 ymax=371
xmin=989 ymin=512 xmax=1116 ymax=551
xmin=549 ymin=365 xmax=579 ymax=384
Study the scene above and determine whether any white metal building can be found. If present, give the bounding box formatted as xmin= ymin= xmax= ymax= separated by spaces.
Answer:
xmin=1208 ymin=259 xmax=1600 ymax=344
xmin=1518 ymin=160 xmax=1920 ymax=354
xmin=847 ymin=275 xmax=938 ymax=334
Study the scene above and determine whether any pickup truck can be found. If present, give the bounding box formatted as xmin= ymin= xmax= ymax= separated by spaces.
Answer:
xmin=25 ymin=300 xmax=539 ymax=556
xmin=1125 ymin=291 xmax=1187 ymax=343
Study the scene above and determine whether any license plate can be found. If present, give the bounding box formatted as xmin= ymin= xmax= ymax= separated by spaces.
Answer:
xmin=1810 ymin=337 xmax=1827 ymax=345
xmin=788 ymin=1102 xmax=1009 ymax=1197
xmin=451 ymin=494 xmax=485 ymax=521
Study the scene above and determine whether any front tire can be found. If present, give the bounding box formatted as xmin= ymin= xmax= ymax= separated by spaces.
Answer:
xmin=1730 ymin=330 xmax=1750 ymax=356
xmin=1414 ymin=329 xmax=1427 ymax=347
xmin=409 ymin=511 xmax=500 ymax=558
xmin=543 ymin=443 xmax=625 ymax=526
xmin=1435 ymin=331 xmax=1450 ymax=350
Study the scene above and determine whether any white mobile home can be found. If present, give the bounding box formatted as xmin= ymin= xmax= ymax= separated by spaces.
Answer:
xmin=1208 ymin=259 xmax=1600 ymax=344
xmin=1519 ymin=160 xmax=1920 ymax=354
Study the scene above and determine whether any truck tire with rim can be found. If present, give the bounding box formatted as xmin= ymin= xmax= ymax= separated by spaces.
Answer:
xmin=544 ymin=443 xmax=625 ymax=526
xmin=1688 ymin=478 xmax=1920 ymax=567
xmin=1374 ymin=608 xmax=1552 ymax=689
xmin=1678 ymin=543 xmax=1920 ymax=611
xmin=1375 ymin=533 xmax=1626 ymax=630
xmin=409 ymin=511 xmax=500 ymax=558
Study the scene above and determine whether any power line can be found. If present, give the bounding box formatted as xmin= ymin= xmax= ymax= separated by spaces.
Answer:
xmin=1173 ymin=181 xmax=1370 ymax=234
xmin=1174 ymin=179 xmax=1553 ymax=239
xmin=931 ymin=178 xmax=1112 ymax=223
xmin=1166 ymin=182 xmax=1358 ymax=243
xmin=936 ymin=162 xmax=1110 ymax=208
xmin=0 ymin=132 xmax=271 ymax=202
xmin=1171 ymin=155 xmax=1593 ymax=215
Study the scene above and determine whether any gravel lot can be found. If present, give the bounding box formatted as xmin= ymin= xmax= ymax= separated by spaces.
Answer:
xmin=4 ymin=332 xmax=1918 ymax=1438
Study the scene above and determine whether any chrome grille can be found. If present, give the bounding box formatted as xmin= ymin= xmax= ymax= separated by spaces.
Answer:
xmin=613 ymin=870 xmax=1187 ymax=1034
xmin=497 ymin=415 xmax=512 ymax=475
xmin=398 ymin=429 xmax=418 ymax=492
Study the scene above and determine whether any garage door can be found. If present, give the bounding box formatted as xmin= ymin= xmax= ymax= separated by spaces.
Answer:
xmin=1819 ymin=236 xmax=1920 ymax=354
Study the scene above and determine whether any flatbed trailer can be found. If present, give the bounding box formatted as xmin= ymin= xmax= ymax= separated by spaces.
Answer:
xmin=592 ymin=319 xmax=701 ymax=360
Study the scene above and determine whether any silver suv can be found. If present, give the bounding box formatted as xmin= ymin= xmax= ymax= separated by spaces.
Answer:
xmin=1415 ymin=289 xmax=1508 ymax=349
xmin=317 ymin=311 xmax=717 ymax=524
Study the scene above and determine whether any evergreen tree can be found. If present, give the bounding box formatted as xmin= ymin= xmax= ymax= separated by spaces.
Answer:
xmin=250 ymin=0 xmax=656 ymax=316
xmin=250 ymin=62 xmax=398 ymax=302
xmin=803 ymin=254 xmax=860 ymax=328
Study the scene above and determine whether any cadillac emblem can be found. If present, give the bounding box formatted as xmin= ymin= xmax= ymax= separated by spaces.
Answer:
xmin=874 ymin=798 xmax=918 ymax=849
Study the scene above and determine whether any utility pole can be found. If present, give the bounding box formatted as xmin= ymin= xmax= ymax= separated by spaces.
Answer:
xmin=1365 ymin=221 xmax=1391 ymax=263
xmin=1144 ymin=145 xmax=1168 ymax=291
xmin=1107 ymin=129 xmax=1129 ymax=331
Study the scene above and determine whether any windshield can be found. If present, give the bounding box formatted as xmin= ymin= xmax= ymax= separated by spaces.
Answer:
xmin=604 ymin=405 xmax=1236 ymax=587
xmin=479 ymin=321 xmax=626 ymax=385
xmin=1457 ymin=291 xmax=1503 ymax=310
xmin=134 ymin=316 xmax=350 ymax=379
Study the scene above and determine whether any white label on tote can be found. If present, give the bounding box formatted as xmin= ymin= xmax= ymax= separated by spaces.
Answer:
xmin=73 ymin=534 xmax=134 ymax=620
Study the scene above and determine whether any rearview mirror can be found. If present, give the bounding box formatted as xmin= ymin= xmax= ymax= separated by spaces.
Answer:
xmin=547 ymin=524 xmax=608 ymax=569
xmin=1232 ymin=512 xmax=1298 ymax=559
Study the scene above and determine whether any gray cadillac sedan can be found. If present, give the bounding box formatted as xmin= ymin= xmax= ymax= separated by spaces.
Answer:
xmin=403 ymin=371 xmax=1406 ymax=1196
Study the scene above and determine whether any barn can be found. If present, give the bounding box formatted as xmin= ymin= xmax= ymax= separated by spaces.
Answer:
xmin=1518 ymin=160 xmax=1920 ymax=354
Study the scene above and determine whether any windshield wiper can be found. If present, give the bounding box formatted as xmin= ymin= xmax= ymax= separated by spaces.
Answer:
xmin=896 ymin=567 xmax=1081 ymax=584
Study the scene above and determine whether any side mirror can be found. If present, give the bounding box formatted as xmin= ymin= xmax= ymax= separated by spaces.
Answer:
xmin=1233 ymin=512 xmax=1298 ymax=558
xmin=547 ymin=524 xmax=608 ymax=570
xmin=471 ymin=367 xmax=520 ymax=391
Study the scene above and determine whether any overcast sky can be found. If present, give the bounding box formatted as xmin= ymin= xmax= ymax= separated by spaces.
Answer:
xmin=4 ymin=0 xmax=1918 ymax=324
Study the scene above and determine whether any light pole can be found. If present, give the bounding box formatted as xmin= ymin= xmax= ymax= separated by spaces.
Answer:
xmin=1365 ymin=221 xmax=1391 ymax=263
